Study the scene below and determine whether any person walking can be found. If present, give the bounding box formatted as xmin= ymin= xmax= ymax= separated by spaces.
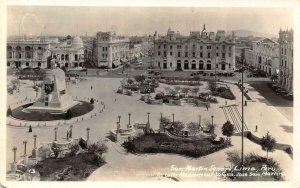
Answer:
xmin=225 ymin=100 xmax=227 ymax=106
xmin=255 ymin=125 xmax=258 ymax=132
xmin=245 ymin=100 xmax=247 ymax=106
xmin=28 ymin=125 xmax=32 ymax=133
xmin=91 ymin=85 xmax=93 ymax=90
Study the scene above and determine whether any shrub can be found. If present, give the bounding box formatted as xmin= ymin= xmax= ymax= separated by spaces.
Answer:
xmin=88 ymin=141 xmax=108 ymax=155
xmin=127 ymin=78 xmax=134 ymax=85
xmin=69 ymin=144 xmax=80 ymax=157
xmin=134 ymin=75 xmax=146 ymax=83
xmin=65 ymin=109 xmax=72 ymax=120
xmin=7 ymin=107 xmax=12 ymax=116
xmin=155 ymin=92 xmax=165 ymax=100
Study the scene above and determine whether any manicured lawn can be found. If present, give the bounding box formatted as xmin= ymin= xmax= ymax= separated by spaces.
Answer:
xmin=122 ymin=133 xmax=228 ymax=158
xmin=11 ymin=101 xmax=94 ymax=121
xmin=34 ymin=152 xmax=104 ymax=181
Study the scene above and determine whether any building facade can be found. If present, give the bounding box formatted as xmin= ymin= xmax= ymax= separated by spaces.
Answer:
xmin=7 ymin=39 xmax=51 ymax=69
xmin=278 ymin=29 xmax=293 ymax=93
xmin=244 ymin=38 xmax=280 ymax=75
xmin=51 ymin=36 xmax=85 ymax=68
xmin=152 ymin=25 xmax=236 ymax=72
xmin=95 ymin=31 xmax=129 ymax=68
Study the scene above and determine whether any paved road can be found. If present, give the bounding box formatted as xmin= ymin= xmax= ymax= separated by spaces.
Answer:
xmin=248 ymin=81 xmax=293 ymax=122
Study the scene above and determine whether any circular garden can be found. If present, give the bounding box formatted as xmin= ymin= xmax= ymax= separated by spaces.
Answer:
xmin=10 ymin=101 xmax=94 ymax=121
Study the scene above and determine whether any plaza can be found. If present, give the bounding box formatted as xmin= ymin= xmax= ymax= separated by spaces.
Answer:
xmin=6 ymin=71 xmax=293 ymax=181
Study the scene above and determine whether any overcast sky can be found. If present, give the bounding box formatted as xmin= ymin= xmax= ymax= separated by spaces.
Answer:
xmin=7 ymin=6 xmax=293 ymax=37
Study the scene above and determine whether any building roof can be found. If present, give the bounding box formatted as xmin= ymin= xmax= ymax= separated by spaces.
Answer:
xmin=53 ymin=36 xmax=84 ymax=50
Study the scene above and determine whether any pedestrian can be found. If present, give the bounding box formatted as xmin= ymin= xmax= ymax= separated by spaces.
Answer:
xmin=245 ymin=100 xmax=247 ymax=106
xmin=91 ymin=85 xmax=93 ymax=90
xmin=67 ymin=131 xmax=69 ymax=140
xmin=255 ymin=125 xmax=258 ymax=132
xmin=28 ymin=125 xmax=32 ymax=133
xmin=225 ymin=100 xmax=227 ymax=106
xmin=206 ymin=103 xmax=209 ymax=111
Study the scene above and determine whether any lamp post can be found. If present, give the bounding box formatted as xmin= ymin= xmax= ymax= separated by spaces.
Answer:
xmin=23 ymin=140 xmax=27 ymax=155
xmin=241 ymin=58 xmax=245 ymax=168
xmin=172 ymin=113 xmax=175 ymax=124
xmin=128 ymin=113 xmax=131 ymax=125
xmin=199 ymin=115 xmax=202 ymax=128
xmin=160 ymin=113 xmax=163 ymax=123
xmin=33 ymin=134 xmax=37 ymax=148
xmin=211 ymin=115 xmax=214 ymax=126
xmin=147 ymin=112 xmax=150 ymax=124
xmin=12 ymin=147 xmax=17 ymax=163
xmin=86 ymin=128 xmax=90 ymax=141
xmin=118 ymin=115 xmax=121 ymax=124
xmin=69 ymin=125 xmax=73 ymax=139
xmin=54 ymin=127 xmax=58 ymax=142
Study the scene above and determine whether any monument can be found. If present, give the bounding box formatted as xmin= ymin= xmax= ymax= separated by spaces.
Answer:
xmin=27 ymin=67 xmax=79 ymax=113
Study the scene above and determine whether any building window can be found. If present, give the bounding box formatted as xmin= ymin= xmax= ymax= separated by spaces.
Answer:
xmin=170 ymin=52 xmax=172 ymax=56
xmin=216 ymin=64 xmax=218 ymax=68
xmin=26 ymin=62 xmax=29 ymax=67
xmin=158 ymin=51 xmax=161 ymax=56
xmin=193 ymin=52 xmax=196 ymax=58
xmin=170 ymin=63 xmax=172 ymax=67
xmin=200 ymin=52 xmax=203 ymax=58
xmin=216 ymin=53 xmax=219 ymax=57
xmin=207 ymin=53 xmax=210 ymax=58
xmin=229 ymin=53 xmax=231 ymax=57
xmin=229 ymin=46 xmax=231 ymax=51
xmin=222 ymin=45 xmax=225 ymax=50
xmin=38 ymin=62 xmax=41 ymax=67
xmin=158 ymin=62 xmax=161 ymax=67
xmin=229 ymin=64 xmax=231 ymax=68
xmin=75 ymin=54 xmax=78 ymax=61
xmin=200 ymin=46 xmax=203 ymax=50
xmin=285 ymin=61 xmax=287 ymax=67
xmin=164 ymin=44 xmax=166 ymax=49
xmin=185 ymin=52 xmax=188 ymax=57
xmin=7 ymin=62 xmax=10 ymax=67
xmin=285 ymin=49 xmax=287 ymax=55
xmin=207 ymin=46 xmax=211 ymax=50
xmin=281 ymin=48 xmax=283 ymax=54
xmin=222 ymin=53 xmax=225 ymax=58
xmin=158 ymin=45 xmax=160 ymax=49
xmin=61 ymin=54 xmax=65 ymax=60
xmin=170 ymin=45 xmax=173 ymax=50
xmin=164 ymin=52 xmax=167 ymax=57
xmin=178 ymin=52 xmax=181 ymax=57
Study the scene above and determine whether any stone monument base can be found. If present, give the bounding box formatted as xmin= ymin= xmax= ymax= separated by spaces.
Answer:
xmin=27 ymin=100 xmax=80 ymax=113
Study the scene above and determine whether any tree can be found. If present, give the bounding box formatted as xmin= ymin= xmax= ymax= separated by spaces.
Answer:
xmin=168 ymin=89 xmax=177 ymax=97
xmin=127 ymin=78 xmax=134 ymax=85
xmin=222 ymin=121 xmax=234 ymax=146
xmin=260 ymin=132 xmax=276 ymax=159
xmin=172 ymin=121 xmax=185 ymax=132
xmin=187 ymin=122 xmax=199 ymax=136
xmin=174 ymin=86 xmax=181 ymax=93
xmin=181 ymin=87 xmax=190 ymax=97
xmin=7 ymin=106 xmax=12 ymax=116
xmin=65 ymin=109 xmax=72 ymax=120
xmin=192 ymin=87 xmax=200 ymax=96
xmin=134 ymin=75 xmax=146 ymax=83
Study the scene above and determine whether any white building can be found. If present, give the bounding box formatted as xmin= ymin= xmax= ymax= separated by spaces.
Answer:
xmin=152 ymin=25 xmax=236 ymax=72
xmin=51 ymin=36 xmax=85 ymax=68
xmin=95 ymin=31 xmax=129 ymax=68
xmin=7 ymin=39 xmax=51 ymax=69
xmin=278 ymin=29 xmax=293 ymax=93
xmin=245 ymin=38 xmax=279 ymax=75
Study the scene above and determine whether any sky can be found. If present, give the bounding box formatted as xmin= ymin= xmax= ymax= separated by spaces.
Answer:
xmin=7 ymin=6 xmax=293 ymax=37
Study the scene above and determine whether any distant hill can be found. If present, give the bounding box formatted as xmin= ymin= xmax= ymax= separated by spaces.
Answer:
xmin=227 ymin=29 xmax=277 ymax=38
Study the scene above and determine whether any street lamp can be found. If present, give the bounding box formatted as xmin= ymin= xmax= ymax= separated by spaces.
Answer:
xmin=147 ymin=112 xmax=150 ymax=124
xmin=12 ymin=147 xmax=17 ymax=163
xmin=199 ymin=115 xmax=202 ymax=128
xmin=86 ymin=128 xmax=90 ymax=141
xmin=33 ymin=134 xmax=37 ymax=148
xmin=118 ymin=115 xmax=121 ymax=124
xmin=128 ymin=113 xmax=131 ymax=125
xmin=54 ymin=127 xmax=58 ymax=142
xmin=69 ymin=125 xmax=73 ymax=139
xmin=172 ymin=113 xmax=175 ymax=124
xmin=211 ymin=115 xmax=214 ymax=126
xmin=23 ymin=140 xmax=27 ymax=155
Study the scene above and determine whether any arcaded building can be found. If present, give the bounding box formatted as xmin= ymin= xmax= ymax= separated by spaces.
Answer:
xmin=152 ymin=25 xmax=236 ymax=72
xmin=51 ymin=35 xmax=85 ymax=68
xmin=7 ymin=39 xmax=51 ymax=69
xmin=278 ymin=29 xmax=293 ymax=93
xmin=244 ymin=38 xmax=280 ymax=75
xmin=95 ymin=31 xmax=129 ymax=68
